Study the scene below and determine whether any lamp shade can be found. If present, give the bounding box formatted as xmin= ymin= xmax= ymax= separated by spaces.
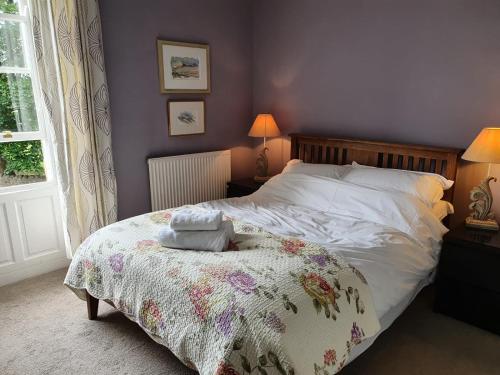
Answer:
xmin=248 ymin=114 xmax=281 ymax=138
xmin=462 ymin=127 xmax=500 ymax=163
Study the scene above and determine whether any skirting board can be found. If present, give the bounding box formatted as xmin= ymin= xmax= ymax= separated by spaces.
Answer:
xmin=0 ymin=251 xmax=70 ymax=287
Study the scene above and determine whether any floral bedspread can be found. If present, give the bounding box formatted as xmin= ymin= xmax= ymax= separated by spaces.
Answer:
xmin=64 ymin=209 xmax=380 ymax=375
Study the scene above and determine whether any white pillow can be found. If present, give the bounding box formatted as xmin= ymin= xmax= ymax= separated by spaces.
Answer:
xmin=342 ymin=162 xmax=453 ymax=206
xmin=282 ymin=159 xmax=349 ymax=179
xmin=431 ymin=200 xmax=454 ymax=221
xmin=351 ymin=161 xmax=454 ymax=190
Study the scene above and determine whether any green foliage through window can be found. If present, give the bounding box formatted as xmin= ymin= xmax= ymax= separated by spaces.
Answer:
xmin=0 ymin=141 xmax=45 ymax=176
xmin=0 ymin=73 xmax=38 ymax=132
xmin=1 ymin=2 xmax=24 ymax=66
xmin=0 ymin=0 xmax=18 ymax=15
xmin=0 ymin=1 xmax=45 ymax=180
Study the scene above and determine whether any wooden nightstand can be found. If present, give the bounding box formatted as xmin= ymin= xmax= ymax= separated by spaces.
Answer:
xmin=434 ymin=224 xmax=500 ymax=334
xmin=226 ymin=178 xmax=263 ymax=198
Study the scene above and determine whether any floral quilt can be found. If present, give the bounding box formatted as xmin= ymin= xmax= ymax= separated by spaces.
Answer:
xmin=64 ymin=209 xmax=380 ymax=375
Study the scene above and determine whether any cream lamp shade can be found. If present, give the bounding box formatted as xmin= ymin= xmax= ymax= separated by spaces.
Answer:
xmin=462 ymin=127 xmax=500 ymax=163
xmin=248 ymin=114 xmax=281 ymax=138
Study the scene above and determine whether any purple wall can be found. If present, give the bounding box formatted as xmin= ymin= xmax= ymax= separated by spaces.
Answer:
xmin=253 ymin=0 xmax=500 ymax=149
xmin=101 ymin=0 xmax=500 ymax=219
xmin=99 ymin=0 xmax=254 ymax=219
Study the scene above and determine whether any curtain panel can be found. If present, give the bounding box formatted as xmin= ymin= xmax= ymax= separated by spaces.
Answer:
xmin=29 ymin=0 xmax=117 ymax=256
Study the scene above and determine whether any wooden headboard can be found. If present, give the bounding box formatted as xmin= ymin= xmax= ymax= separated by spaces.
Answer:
xmin=290 ymin=133 xmax=463 ymax=201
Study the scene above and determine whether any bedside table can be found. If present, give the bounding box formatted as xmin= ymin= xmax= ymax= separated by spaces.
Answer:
xmin=226 ymin=178 xmax=264 ymax=198
xmin=434 ymin=224 xmax=500 ymax=334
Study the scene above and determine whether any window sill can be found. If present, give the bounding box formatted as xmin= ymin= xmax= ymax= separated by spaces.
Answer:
xmin=0 ymin=179 xmax=56 ymax=195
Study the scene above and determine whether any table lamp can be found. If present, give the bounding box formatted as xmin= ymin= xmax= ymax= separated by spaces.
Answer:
xmin=248 ymin=114 xmax=281 ymax=181
xmin=462 ymin=127 xmax=500 ymax=231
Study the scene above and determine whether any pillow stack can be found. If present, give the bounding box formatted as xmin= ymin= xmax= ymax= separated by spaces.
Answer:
xmin=343 ymin=161 xmax=454 ymax=207
xmin=280 ymin=159 xmax=455 ymax=219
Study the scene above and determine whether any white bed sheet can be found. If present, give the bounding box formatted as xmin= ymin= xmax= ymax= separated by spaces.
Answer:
xmin=201 ymin=174 xmax=447 ymax=362
xmin=347 ymin=275 xmax=430 ymax=363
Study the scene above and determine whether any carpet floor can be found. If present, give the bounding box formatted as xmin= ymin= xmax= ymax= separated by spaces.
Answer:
xmin=1 ymin=268 xmax=499 ymax=375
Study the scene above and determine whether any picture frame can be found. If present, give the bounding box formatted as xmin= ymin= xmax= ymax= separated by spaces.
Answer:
xmin=157 ymin=40 xmax=211 ymax=93
xmin=167 ymin=100 xmax=205 ymax=136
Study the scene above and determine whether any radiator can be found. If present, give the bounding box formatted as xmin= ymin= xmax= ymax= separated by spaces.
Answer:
xmin=148 ymin=150 xmax=231 ymax=211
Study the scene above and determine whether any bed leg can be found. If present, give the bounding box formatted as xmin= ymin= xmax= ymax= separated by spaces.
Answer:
xmin=86 ymin=291 xmax=99 ymax=320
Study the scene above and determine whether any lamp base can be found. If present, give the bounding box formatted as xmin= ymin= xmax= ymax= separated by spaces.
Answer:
xmin=254 ymin=175 xmax=270 ymax=182
xmin=465 ymin=216 xmax=499 ymax=231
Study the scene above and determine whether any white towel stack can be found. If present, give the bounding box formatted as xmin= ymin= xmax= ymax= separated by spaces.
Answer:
xmin=170 ymin=208 xmax=223 ymax=231
xmin=159 ymin=208 xmax=235 ymax=252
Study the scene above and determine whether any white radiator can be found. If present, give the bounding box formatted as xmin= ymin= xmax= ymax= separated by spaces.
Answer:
xmin=148 ymin=150 xmax=231 ymax=211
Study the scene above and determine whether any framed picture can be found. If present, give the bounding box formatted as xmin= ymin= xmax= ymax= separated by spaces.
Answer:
xmin=157 ymin=40 xmax=210 ymax=93
xmin=167 ymin=100 xmax=205 ymax=136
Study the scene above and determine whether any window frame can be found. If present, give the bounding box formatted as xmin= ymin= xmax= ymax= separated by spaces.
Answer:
xmin=0 ymin=0 xmax=56 ymax=192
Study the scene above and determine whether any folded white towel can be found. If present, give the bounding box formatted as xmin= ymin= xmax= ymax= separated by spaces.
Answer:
xmin=170 ymin=208 xmax=223 ymax=231
xmin=159 ymin=221 xmax=235 ymax=252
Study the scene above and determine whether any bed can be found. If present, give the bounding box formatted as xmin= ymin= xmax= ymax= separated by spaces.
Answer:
xmin=64 ymin=134 xmax=461 ymax=375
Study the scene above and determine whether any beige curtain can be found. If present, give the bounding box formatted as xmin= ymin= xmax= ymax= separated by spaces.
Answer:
xmin=30 ymin=0 xmax=117 ymax=256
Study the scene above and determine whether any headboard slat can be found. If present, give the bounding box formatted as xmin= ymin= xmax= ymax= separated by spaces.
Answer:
xmin=289 ymin=133 xmax=462 ymax=202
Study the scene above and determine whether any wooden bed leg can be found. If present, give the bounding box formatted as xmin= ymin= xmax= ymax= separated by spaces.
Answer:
xmin=86 ymin=291 xmax=99 ymax=320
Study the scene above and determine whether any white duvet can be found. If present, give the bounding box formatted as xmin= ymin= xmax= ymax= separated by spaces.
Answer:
xmin=203 ymin=173 xmax=448 ymax=319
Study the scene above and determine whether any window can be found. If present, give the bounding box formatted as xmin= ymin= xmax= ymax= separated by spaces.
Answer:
xmin=0 ymin=0 xmax=51 ymax=188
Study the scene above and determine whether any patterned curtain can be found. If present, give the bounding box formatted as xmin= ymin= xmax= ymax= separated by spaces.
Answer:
xmin=29 ymin=0 xmax=117 ymax=256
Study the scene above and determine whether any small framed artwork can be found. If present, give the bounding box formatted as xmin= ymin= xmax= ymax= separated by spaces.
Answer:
xmin=157 ymin=40 xmax=210 ymax=93
xmin=167 ymin=100 xmax=205 ymax=136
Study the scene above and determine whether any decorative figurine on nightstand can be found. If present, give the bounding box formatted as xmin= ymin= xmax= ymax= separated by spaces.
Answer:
xmin=462 ymin=127 xmax=500 ymax=231
xmin=255 ymin=147 xmax=269 ymax=181
xmin=467 ymin=176 xmax=498 ymax=230
xmin=248 ymin=114 xmax=281 ymax=182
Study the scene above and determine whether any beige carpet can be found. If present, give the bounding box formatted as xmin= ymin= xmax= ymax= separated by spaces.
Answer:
xmin=1 ymin=269 xmax=499 ymax=375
